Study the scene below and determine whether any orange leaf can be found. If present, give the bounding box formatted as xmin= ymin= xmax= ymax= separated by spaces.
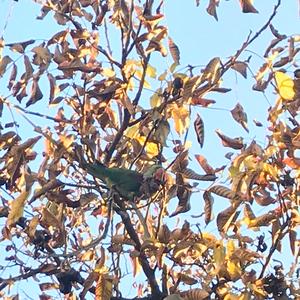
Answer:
xmin=195 ymin=154 xmax=215 ymax=174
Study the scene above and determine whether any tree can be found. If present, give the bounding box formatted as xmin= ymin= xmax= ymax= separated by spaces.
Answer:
xmin=0 ymin=0 xmax=299 ymax=299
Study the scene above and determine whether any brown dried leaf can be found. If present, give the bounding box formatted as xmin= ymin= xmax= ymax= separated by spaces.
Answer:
xmin=168 ymin=37 xmax=180 ymax=64
xmin=80 ymin=271 xmax=98 ymax=299
xmin=39 ymin=282 xmax=58 ymax=292
xmin=231 ymin=103 xmax=248 ymax=132
xmin=231 ymin=61 xmax=248 ymax=78
xmin=240 ymin=0 xmax=258 ymax=13
xmin=23 ymin=55 xmax=34 ymax=81
xmin=170 ymin=176 xmax=192 ymax=217
xmin=253 ymin=119 xmax=263 ymax=127
xmin=178 ymin=273 xmax=197 ymax=285
xmin=209 ymin=185 xmax=237 ymax=200
xmin=194 ymin=114 xmax=204 ymax=148
xmin=217 ymin=205 xmax=239 ymax=233
xmin=288 ymin=37 xmax=295 ymax=61
xmin=26 ymin=78 xmax=43 ymax=107
xmin=7 ymin=63 xmax=17 ymax=90
xmin=164 ymin=295 xmax=184 ymax=300
xmin=47 ymin=73 xmax=56 ymax=104
xmin=158 ymin=224 xmax=171 ymax=244
xmin=203 ymin=191 xmax=214 ymax=225
xmin=215 ymin=129 xmax=244 ymax=149
xmin=30 ymin=179 xmax=64 ymax=204
xmin=190 ymin=97 xmax=216 ymax=107
xmin=180 ymin=288 xmax=210 ymax=300
xmin=181 ymin=168 xmax=217 ymax=181
xmin=248 ymin=211 xmax=277 ymax=228
xmin=207 ymin=0 xmax=219 ymax=20
xmin=273 ymin=56 xmax=290 ymax=68
xmin=0 ymin=56 xmax=12 ymax=77
xmin=289 ymin=228 xmax=297 ymax=255
xmin=170 ymin=197 xmax=191 ymax=217
xmin=195 ymin=154 xmax=215 ymax=174
xmin=171 ymin=150 xmax=189 ymax=172
xmin=7 ymin=39 xmax=35 ymax=53
xmin=47 ymin=30 xmax=68 ymax=46
xmin=244 ymin=203 xmax=256 ymax=220
xmin=40 ymin=207 xmax=62 ymax=229
xmin=253 ymin=192 xmax=275 ymax=206
xmin=269 ymin=24 xmax=287 ymax=39
xmin=32 ymin=45 xmax=52 ymax=66
xmin=40 ymin=263 xmax=57 ymax=275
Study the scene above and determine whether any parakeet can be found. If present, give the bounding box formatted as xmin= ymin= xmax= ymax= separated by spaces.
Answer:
xmin=81 ymin=161 xmax=162 ymax=200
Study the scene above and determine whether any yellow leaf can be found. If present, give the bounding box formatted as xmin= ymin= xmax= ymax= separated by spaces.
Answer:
xmin=171 ymin=104 xmax=190 ymax=135
xmin=249 ymin=281 xmax=267 ymax=297
xmin=96 ymin=274 xmax=113 ymax=300
xmin=136 ymin=135 xmax=159 ymax=157
xmin=158 ymin=70 xmax=167 ymax=81
xmin=7 ymin=189 xmax=31 ymax=227
xmin=60 ymin=134 xmax=74 ymax=152
xmin=226 ymin=240 xmax=236 ymax=258
xmin=275 ymin=71 xmax=295 ymax=101
xmin=124 ymin=123 xmax=139 ymax=139
xmin=264 ymin=145 xmax=277 ymax=158
xmin=145 ymin=141 xmax=159 ymax=157
xmin=213 ymin=242 xmax=225 ymax=268
xmin=27 ymin=215 xmax=39 ymax=238
xmin=239 ymin=292 xmax=251 ymax=300
xmin=263 ymin=163 xmax=279 ymax=180
xmin=101 ymin=67 xmax=116 ymax=78
xmin=224 ymin=293 xmax=240 ymax=300
xmin=150 ymin=91 xmax=162 ymax=108
xmin=146 ymin=64 xmax=157 ymax=78
xmin=81 ymin=250 xmax=95 ymax=261
xmin=227 ymin=260 xmax=241 ymax=281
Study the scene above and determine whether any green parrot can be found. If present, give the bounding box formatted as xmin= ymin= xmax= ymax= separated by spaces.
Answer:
xmin=81 ymin=161 xmax=162 ymax=200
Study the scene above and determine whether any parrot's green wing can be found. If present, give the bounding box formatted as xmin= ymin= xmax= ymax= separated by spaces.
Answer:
xmin=82 ymin=162 xmax=144 ymax=199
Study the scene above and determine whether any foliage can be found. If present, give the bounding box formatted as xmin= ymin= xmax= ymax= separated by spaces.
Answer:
xmin=0 ymin=0 xmax=299 ymax=299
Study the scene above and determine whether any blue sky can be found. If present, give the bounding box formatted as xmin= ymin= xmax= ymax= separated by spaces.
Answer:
xmin=0 ymin=0 xmax=300 ymax=298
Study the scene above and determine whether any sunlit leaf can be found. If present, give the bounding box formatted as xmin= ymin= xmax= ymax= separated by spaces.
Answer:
xmin=171 ymin=104 xmax=190 ymax=135
xmin=275 ymin=71 xmax=295 ymax=101
xmin=95 ymin=274 xmax=113 ymax=300
xmin=7 ymin=189 xmax=31 ymax=227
